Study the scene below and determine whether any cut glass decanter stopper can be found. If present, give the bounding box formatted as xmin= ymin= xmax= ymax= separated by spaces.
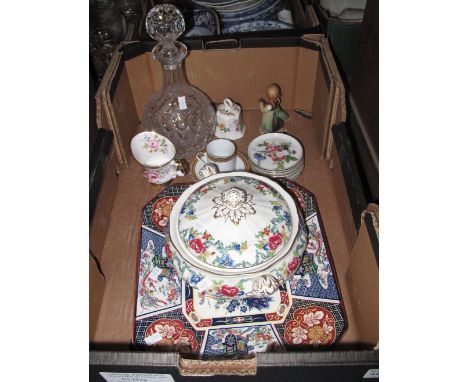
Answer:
xmin=141 ymin=4 xmax=216 ymax=160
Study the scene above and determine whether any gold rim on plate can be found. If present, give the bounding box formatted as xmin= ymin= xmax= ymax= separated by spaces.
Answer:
xmin=189 ymin=151 xmax=251 ymax=181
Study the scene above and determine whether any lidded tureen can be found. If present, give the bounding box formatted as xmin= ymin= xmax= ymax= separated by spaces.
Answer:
xmin=165 ymin=172 xmax=308 ymax=299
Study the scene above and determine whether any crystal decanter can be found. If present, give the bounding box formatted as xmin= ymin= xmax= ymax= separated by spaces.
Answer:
xmin=141 ymin=4 xmax=216 ymax=160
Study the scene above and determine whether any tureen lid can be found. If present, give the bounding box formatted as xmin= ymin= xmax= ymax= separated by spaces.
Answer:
xmin=171 ymin=172 xmax=297 ymax=273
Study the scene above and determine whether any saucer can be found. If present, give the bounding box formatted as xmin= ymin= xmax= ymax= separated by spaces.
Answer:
xmin=189 ymin=151 xmax=250 ymax=181
xmin=247 ymin=133 xmax=303 ymax=172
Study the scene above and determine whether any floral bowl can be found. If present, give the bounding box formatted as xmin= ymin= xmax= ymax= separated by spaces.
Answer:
xmin=166 ymin=171 xmax=308 ymax=299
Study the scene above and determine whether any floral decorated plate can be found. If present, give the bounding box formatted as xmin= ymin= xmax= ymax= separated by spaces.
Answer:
xmin=219 ymin=0 xmax=281 ymax=21
xmin=194 ymin=0 xmax=261 ymax=12
xmin=167 ymin=172 xmax=308 ymax=300
xmin=222 ymin=20 xmax=293 ymax=34
xmin=248 ymin=133 xmax=303 ymax=172
xmin=249 ymin=156 xmax=303 ymax=174
xmin=250 ymin=156 xmax=303 ymax=173
xmin=251 ymin=158 xmax=304 ymax=180
xmin=214 ymin=0 xmax=263 ymax=13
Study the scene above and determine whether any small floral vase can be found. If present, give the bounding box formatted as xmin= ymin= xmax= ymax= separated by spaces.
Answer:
xmin=215 ymin=98 xmax=245 ymax=140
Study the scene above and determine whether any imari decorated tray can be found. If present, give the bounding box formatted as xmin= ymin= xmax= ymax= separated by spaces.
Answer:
xmin=134 ymin=180 xmax=346 ymax=358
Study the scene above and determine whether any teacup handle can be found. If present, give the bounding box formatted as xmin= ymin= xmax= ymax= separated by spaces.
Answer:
xmin=195 ymin=151 xmax=208 ymax=165
xmin=172 ymin=159 xmax=187 ymax=177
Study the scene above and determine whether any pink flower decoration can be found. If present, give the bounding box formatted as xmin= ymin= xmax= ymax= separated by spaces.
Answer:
xmin=307 ymin=238 xmax=319 ymax=253
xmin=303 ymin=311 xmax=324 ymax=327
xmin=291 ymin=327 xmax=307 ymax=344
xmin=323 ymin=322 xmax=333 ymax=335
xmin=287 ymin=256 xmax=301 ymax=272
xmin=268 ymin=233 xmax=283 ymax=250
xmin=164 ymin=243 xmax=172 ymax=259
xmin=148 ymin=139 xmax=160 ymax=149
xmin=189 ymin=238 xmax=206 ymax=253
xmin=219 ymin=285 xmax=240 ymax=298
xmin=174 ymin=336 xmax=190 ymax=346
xmin=155 ymin=324 xmax=176 ymax=339
xmin=145 ymin=170 xmax=160 ymax=183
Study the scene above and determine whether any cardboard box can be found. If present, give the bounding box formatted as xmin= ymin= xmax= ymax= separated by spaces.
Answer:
xmin=90 ymin=34 xmax=378 ymax=380
xmin=313 ymin=1 xmax=363 ymax=82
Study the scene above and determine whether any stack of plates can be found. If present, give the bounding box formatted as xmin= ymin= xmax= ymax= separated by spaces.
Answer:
xmin=183 ymin=8 xmax=220 ymax=37
xmin=247 ymin=133 xmax=304 ymax=180
xmin=193 ymin=0 xmax=265 ymax=13
xmin=193 ymin=0 xmax=292 ymax=32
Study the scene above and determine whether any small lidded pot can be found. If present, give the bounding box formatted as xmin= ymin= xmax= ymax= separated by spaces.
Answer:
xmin=165 ymin=172 xmax=308 ymax=300
xmin=215 ymin=98 xmax=245 ymax=140
xmin=131 ymin=131 xmax=186 ymax=185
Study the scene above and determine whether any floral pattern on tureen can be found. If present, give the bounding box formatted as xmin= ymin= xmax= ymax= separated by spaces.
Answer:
xmin=177 ymin=176 xmax=294 ymax=269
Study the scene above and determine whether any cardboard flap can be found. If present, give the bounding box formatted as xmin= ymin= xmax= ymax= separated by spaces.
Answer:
xmin=96 ymin=47 xmax=128 ymax=166
xmin=89 ymin=147 xmax=120 ymax=264
xmin=90 ymin=254 xmax=106 ymax=341
xmin=302 ymin=35 xmax=346 ymax=160
xmin=306 ymin=5 xmax=320 ymax=28
xmin=345 ymin=204 xmax=379 ymax=347
xmin=318 ymin=39 xmax=346 ymax=160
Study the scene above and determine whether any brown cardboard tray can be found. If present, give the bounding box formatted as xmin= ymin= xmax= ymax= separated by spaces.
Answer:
xmin=90 ymin=34 xmax=378 ymax=380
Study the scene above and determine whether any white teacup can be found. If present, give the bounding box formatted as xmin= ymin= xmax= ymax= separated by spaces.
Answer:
xmin=131 ymin=131 xmax=186 ymax=185
xmin=197 ymin=139 xmax=237 ymax=172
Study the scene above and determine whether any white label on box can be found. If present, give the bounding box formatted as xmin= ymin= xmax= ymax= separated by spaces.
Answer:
xmin=363 ymin=369 xmax=379 ymax=379
xmin=99 ymin=372 xmax=175 ymax=382
xmin=144 ymin=331 xmax=163 ymax=345
xmin=148 ymin=266 xmax=162 ymax=280
xmin=178 ymin=96 xmax=187 ymax=110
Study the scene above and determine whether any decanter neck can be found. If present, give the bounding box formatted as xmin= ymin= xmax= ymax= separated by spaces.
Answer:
xmin=162 ymin=63 xmax=188 ymax=87
xmin=153 ymin=41 xmax=187 ymax=71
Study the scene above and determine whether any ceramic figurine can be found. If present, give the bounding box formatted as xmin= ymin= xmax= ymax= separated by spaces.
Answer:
xmin=259 ymin=84 xmax=289 ymax=134
xmin=215 ymin=98 xmax=245 ymax=140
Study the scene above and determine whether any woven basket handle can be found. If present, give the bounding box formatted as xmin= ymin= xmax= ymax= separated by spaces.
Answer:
xmin=178 ymin=355 xmax=257 ymax=376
